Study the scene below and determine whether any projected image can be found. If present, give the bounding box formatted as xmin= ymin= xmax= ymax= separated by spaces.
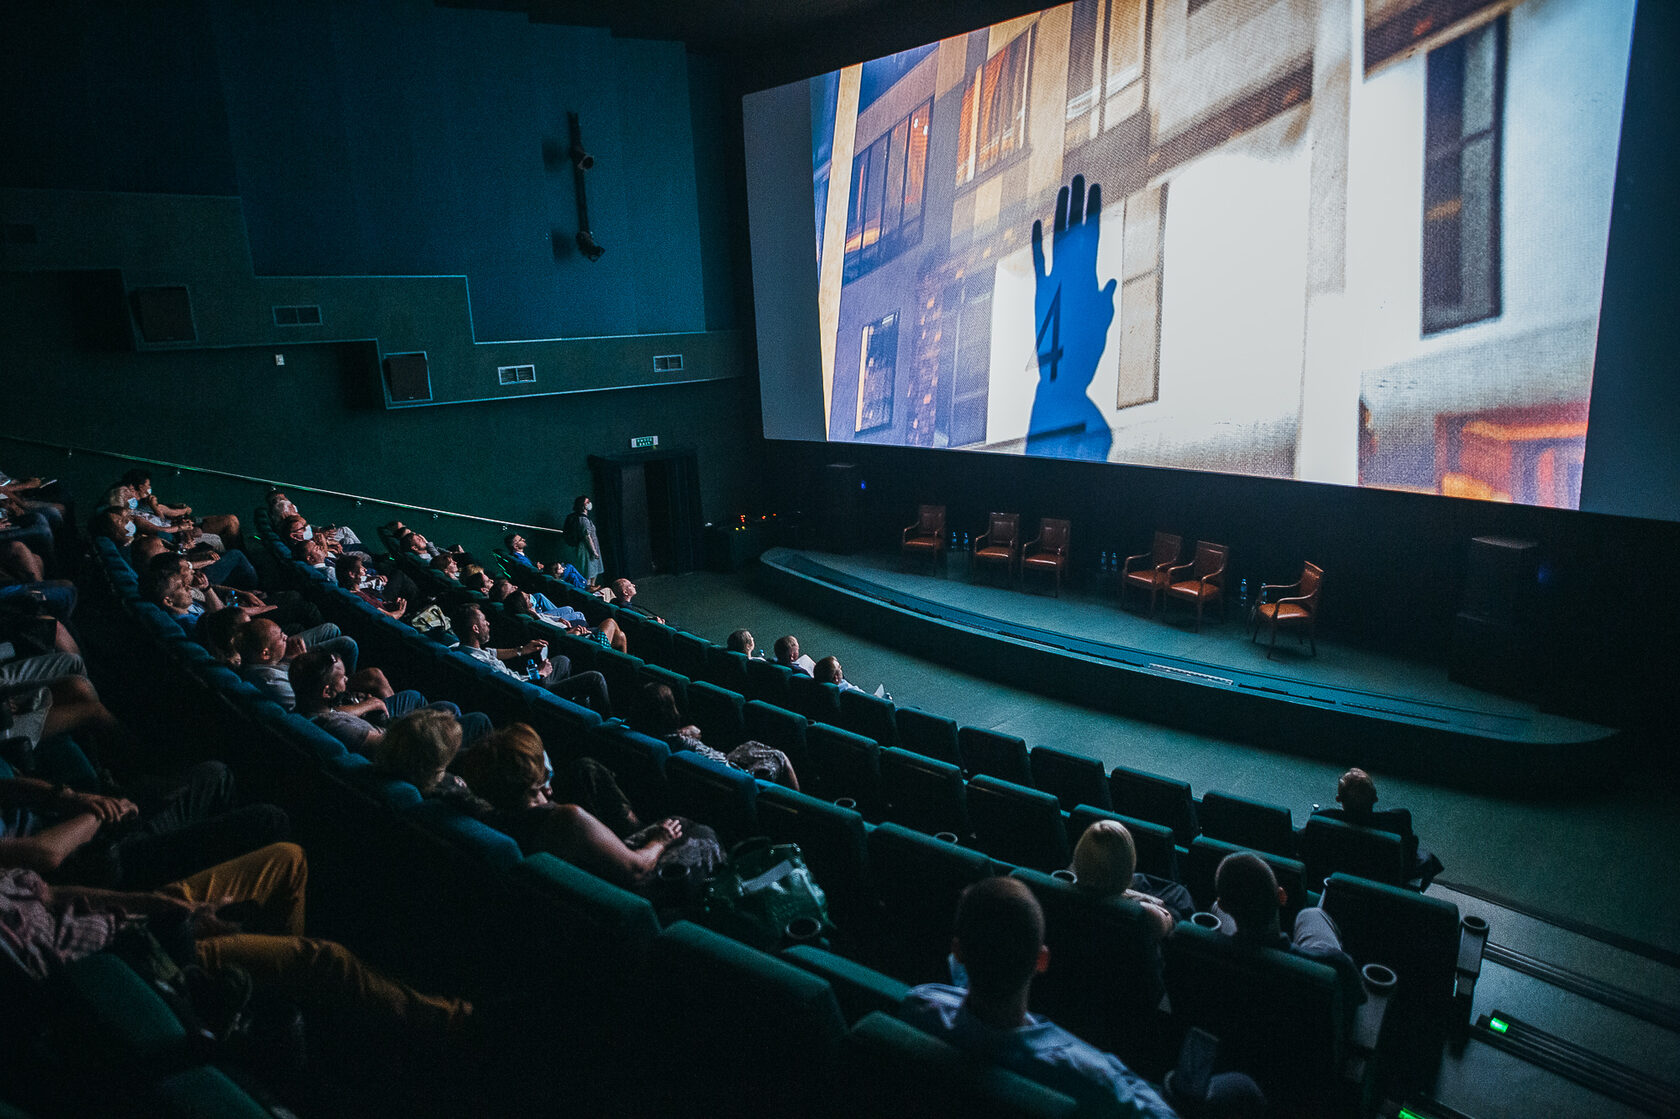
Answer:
xmin=806 ymin=0 xmax=1632 ymax=509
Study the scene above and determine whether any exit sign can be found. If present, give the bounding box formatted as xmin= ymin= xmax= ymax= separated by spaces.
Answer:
xmin=630 ymin=435 xmax=659 ymax=449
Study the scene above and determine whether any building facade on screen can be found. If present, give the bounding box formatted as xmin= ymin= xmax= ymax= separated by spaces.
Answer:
xmin=810 ymin=0 xmax=1632 ymax=510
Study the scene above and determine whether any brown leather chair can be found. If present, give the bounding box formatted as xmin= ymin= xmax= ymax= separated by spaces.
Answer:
xmin=1121 ymin=531 xmax=1181 ymax=614
xmin=1021 ymin=518 xmax=1071 ymax=596
xmin=1251 ymin=561 xmax=1323 ymax=658
xmin=1164 ymin=541 xmax=1227 ymax=632
xmin=901 ymin=504 xmax=946 ymax=571
xmin=971 ymin=512 xmax=1021 ymax=585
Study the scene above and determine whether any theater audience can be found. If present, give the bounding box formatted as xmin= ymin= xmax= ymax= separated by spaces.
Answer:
xmin=812 ymin=655 xmax=861 ymax=693
xmin=121 ymin=468 xmax=242 ymax=552
xmin=607 ymin=576 xmax=663 ymax=624
xmin=492 ymin=581 xmax=628 ymax=653
xmin=0 ymin=760 xmax=288 ymax=891
xmin=1 ymin=843 xmax=476 ymax=1045
xmin=234 ymin=617 xmax=362 ymax=709
xmin=1212 ymin=851 xmax=1364 ymax=1005
xmin=0 ymin=653 xmax=123 ymax=767
xmin=725 ymin=629 xmax=756 ymax=658
xmin=288 ymin=650 xmax=490 ymax=757
xmin=899 ymin=876 xmax=1263 ymax=1118
xmin=1066 ymin=820 xmax=1183 ymax=940
xmin=455 ymin=723 xmax=720 ymax=890
xmin=772 ymin=634 xmax=816 ymax=676
xmin=628 ymin=682 xmax=801 ymax=790
xmin=338 ymin=553 xmax=407 ymax=619
xmin=446 ymin=603 xmax=610 ymax=714
xmin=1312 ymin=767 xmax=1445 ymax=889
xmin=375 ymin=708 xmax=490 ymax=811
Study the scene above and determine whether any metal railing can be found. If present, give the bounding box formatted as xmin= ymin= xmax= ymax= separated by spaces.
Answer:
xmin=0 ymin=434 xmax=553 ymax=533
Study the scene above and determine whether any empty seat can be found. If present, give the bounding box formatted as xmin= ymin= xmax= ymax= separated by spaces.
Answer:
xmin=1183 ymin=836 xmax=1310 ymax=922
xmin=593 ymin=648 xmax=646 ymax=715
xmin=585 ymin=722 xmax=673 ymax=819
xmin=842 ymin=1011 xmax=1081 ymax=1119
xmin=1321 ymin=872 xmax=1464 ymax=1040
xmin=686 ymin=680 xmax=747 ymax=749
xmin=634 ymin=619 xmax=678 ymax=666
xmin=745 ymin=658 xmax=795 ymax=708
xmin=669 ymin=629 xmax=712 ymax=682
xmin=957 ymin=727 xmax=1032 ymax=786
xmin=649 ymin=921 xmax=847 ymax=1117
xmin=895 ymin=707 xmax=962 ymax=767
xmin=702 ymin=645 xmax=751 ymax=693
xmin=805 ymin=722 xmax=882 ymax=816
xmin=1198 ymin=790 xmax=1296 ymax=859
xmin=1108 ymin=764 xmax=1200 ymax=847
xmin=1298 ymin=815 xmax=1408 ymax=891
xmin=867 ymin=823 xmax=1006 ymax=984
xmin=789 ymin=673 xmax=843 ymax=725
xmin=1066 ymin=806 xmax=1180 ymax=882
xmin=1028 ymin=746 xmax=1111 ymax=812
xmin=756 ymin=784 xmax=873 ymax=931
xmin=743 ymin=700 xmax=810 ymax=773
xmin=839 ymin=688 xmax=899 ymax=749
xmin=966 ymin=775 xmax=1069 ymax=872
xmin=665 ymin=749 xmax=759 ymax=847
xmin=779 ymin=945 xmax=909 ymax=1026
xmin=879 ymin=746 xmax=970 ymax=838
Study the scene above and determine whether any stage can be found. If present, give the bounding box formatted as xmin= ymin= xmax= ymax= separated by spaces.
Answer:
xmin=754 ymin=547 xmax=1619 ymax=793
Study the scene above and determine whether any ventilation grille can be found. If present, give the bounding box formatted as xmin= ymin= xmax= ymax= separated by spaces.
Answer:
xmin=653 ymin=353 xmax=684 ymax=374
xmin=497 ymin=364 xmax=537 ymax=386
xmin=272 ymin=304 xmax=322 ymax=326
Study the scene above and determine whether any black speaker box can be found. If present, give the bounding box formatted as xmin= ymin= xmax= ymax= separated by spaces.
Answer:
xmin=382 ymin=352 xmax=433 ymax=404
xmin=1460 ymin=536 xmax=1538 ymax=623
xmin=819 ymin=463 xmax=861 ymax=554
xmin=129 ymin=285 xmax=196 ymax=344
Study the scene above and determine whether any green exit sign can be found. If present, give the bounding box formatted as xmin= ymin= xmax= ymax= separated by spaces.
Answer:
xmin=629 ymin=435 xmax=659 ymax=449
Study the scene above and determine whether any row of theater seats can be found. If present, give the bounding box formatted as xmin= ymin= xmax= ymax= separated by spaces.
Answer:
xmin=488 ymin=552 xmax=1423 ymax=894
xmin=238 ymin=510 xmax=1490 ymax=1113
xmin=89 ymin=516 xmax=1131 ymax=1116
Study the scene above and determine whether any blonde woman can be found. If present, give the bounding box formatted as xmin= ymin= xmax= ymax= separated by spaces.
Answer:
xmin=1068 ymin=820 xmax=1177 ymax=941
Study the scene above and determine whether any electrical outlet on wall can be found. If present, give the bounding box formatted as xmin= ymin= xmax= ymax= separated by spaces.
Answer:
xmin=274 ymin=353 xmax=285 ymax=366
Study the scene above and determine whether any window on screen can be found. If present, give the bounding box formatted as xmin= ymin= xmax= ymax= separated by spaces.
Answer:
xmin=857 ymin=311 xmax=899 ymax=433
xmin=844 ymin=99 xmax=931 ymax=281
xmin=957 ymin=32 xmax=1032 ymax=185
xmin=1423 ymin=16 xmax=1505 ymax=335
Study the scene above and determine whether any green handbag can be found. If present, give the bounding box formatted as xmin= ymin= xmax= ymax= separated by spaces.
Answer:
xmin=702 ymin=838 xmax=834 ymax=951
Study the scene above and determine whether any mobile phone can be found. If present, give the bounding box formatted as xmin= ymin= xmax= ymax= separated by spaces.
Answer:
xmin=1173 ymin=1027 xmax=1219 ymax=1102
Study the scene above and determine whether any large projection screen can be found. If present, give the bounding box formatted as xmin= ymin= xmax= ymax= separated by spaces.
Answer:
xmin=746 ymin=0 xmax=1636 ymax=513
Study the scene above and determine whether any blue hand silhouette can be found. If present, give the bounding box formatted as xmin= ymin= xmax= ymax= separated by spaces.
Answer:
xmin=1027 ymin=175 xmax=1115 ymax=460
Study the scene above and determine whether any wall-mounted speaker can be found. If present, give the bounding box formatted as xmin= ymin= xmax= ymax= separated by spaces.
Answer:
xmin=129 ymin=285 xmax=196 ymax=344
xmin=382 ymin=352 xmax=432 ymax=405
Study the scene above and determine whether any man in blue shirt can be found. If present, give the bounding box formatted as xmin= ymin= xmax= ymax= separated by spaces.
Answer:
xmin=898 ymin=876 xmax=1262 ymax=1118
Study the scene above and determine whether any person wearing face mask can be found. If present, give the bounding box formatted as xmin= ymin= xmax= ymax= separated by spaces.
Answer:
xmin=562 ymin=496 xmax=602 ymax=585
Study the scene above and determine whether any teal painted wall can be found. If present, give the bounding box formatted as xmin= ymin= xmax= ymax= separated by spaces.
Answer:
xmin=0 ymin=2 xmax=765 ymax=534
xmin=0 ymin=270 xmax=763 ymax=538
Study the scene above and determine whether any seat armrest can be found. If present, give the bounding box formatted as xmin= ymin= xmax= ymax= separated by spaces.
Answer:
xmin=1121 ymin=551 xmax=1149 ymax=573
xmin=1352 ymin=981 xmax=1391 ymax=1055
xmin=1164 ymin=559 xmax=1194 ymax=578
xmin=1455 ymin=916 xmax=1490 ymax=1002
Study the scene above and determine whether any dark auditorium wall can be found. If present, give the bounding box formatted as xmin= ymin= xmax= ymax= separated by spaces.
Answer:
xmin=0 ymin=0 xmax=763 ymax=524
xmin=0 ymin=271 xmax=761 ymax=531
